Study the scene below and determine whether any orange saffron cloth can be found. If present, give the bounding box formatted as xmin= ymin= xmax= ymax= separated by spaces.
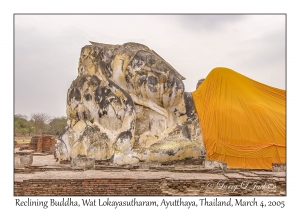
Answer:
xmin=192 ymin=67 xmax=286 ymax=169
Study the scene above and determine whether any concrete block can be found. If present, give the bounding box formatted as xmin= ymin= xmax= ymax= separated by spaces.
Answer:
xmin=14 ymin=150 xmax=34 ymax=168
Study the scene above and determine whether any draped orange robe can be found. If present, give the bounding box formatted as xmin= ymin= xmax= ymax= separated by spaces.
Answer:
xmin=192 ymin=67 xmax=286 ymax=169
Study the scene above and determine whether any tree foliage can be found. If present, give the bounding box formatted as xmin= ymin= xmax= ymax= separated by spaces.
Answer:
xmin=49 ymin=116 xmax=68 ymax=135
xmin=14 ymin=113 xmax=67 ymax=136
xmin=14 ymin=114 xmax=34 ymax=135
xmin=30 ymin=113 xmax=51 ymax=134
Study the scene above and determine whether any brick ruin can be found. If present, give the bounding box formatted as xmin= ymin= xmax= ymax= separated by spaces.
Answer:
xmin=14 ymin=153 xmax=286 ymax=196
xmin=14 ymin=134 xmax=286 ymax=196
xmin=28 ymin=135 xmax=56 ymax=153
xmin=14 ymin=176 xmax=286 ymax=196
xmin=14 ymin=158 xmax=286 ymax=196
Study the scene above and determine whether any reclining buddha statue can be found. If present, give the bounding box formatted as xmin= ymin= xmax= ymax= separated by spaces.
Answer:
xmin=55 ymin=42 xmax=205 ymax=166
xmin=55 ymin=42 xmax=285 ymax=170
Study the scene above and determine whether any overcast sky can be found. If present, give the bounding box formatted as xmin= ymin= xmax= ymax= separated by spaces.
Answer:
xmin=14 ymin=14 xmax=286 ymax=118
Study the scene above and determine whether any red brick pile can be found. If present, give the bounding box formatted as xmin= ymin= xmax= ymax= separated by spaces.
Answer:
xmin=28 ymin=135 xmax=56 ymax=153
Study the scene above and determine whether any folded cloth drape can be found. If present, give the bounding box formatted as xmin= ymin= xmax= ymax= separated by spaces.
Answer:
xmin=192 ymin=67 xmax=286 ymax=169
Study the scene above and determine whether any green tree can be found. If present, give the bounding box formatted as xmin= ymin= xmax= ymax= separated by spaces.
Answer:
xmin=15 ymin=113 xmax=67 ymax=136
xmin=14 ymin=114 xmax=31 ymax=136
xmin=20 ymin=128 xmax=29 ymax=135
xmin=49 ymin=116 xmax=68 ymax=135
xmin=29 ymin=126 xmax=35 ymax=136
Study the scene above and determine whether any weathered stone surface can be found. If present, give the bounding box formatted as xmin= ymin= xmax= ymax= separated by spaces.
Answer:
xmin=204 ymin=160 xmax=227 ymax=171
xmin=55 ymin=42 xmax=205 ymax=166
xmin=196 ymin=78 xmax=205 ymax=89
xmin=71 ymin=155 xmax=95 ymax=170
xmin=14 ymin=150 xmax=34 ymax=168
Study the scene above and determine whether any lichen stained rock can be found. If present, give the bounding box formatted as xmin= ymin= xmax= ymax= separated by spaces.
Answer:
xmin=55 ymin=42 xmax=205 ymax=166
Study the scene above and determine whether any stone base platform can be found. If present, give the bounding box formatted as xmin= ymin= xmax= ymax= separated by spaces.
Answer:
xmin=14 ymin=155 xmax=286 ymax=196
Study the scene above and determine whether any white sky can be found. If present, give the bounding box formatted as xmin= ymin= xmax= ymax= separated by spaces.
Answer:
xmin=14 ymin=14 xmax=286 ymax=118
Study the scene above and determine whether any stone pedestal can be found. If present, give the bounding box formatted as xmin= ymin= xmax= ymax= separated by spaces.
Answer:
xmin=204 ymin=160 xmax=227 ymax=171
xmin=14 ymin=150 xmax=34 ymax=168
xmin=71 ymin=155 xmax=95 ymax=170
xmin=138 ymin=162 xmax=161 ymax=169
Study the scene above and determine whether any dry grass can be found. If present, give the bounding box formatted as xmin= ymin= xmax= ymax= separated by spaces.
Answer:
xmin=14 ymin=136 xmax=32 ymax=144
xmin=14 ymin=135 xmax=59 ymax=144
